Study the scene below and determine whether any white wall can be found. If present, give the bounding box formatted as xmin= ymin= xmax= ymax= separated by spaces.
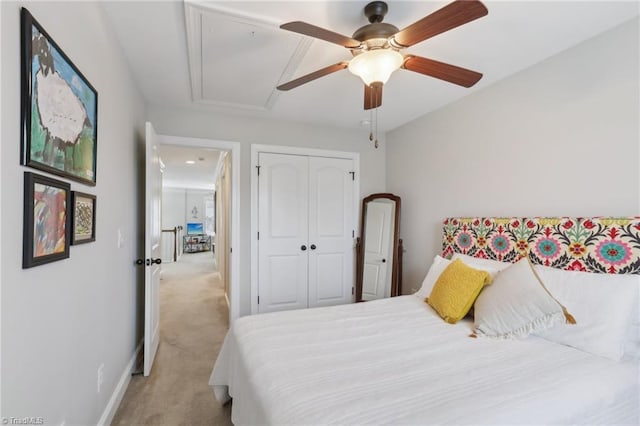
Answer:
xmin=1 ymin=2 xmax=146 ymax=424
xmin=147 ymin=108 xmax=387 ymax=315
xmin=161 ymin=187 xmax=214 ymax=260
xmin=161 ymin=188 xmax=185 ymax=261
xmin=185 ymin=189 xmax=211 ymax=227
xmin=162 ymin=187 xmax=213 ymax=232
xmin=162 ymin=188 xmax=187 ymax=231
xmin=386 ymin=18 xmax=639 ymax=294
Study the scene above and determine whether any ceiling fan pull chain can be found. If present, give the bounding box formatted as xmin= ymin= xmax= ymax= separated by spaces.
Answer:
xmin=369 ymin=107 xmax=374 ymax=141
xmin=374 ymin=106 xmax=379 ymax=149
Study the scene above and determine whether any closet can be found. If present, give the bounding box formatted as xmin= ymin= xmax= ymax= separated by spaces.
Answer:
xmin=257 ymin=152 xmax=356 ymax=313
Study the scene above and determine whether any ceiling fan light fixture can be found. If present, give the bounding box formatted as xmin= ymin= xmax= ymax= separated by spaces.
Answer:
xmin=348 ymin=49 xmax=403 ymax=86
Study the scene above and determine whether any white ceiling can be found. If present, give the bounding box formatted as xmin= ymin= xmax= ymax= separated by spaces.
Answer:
xmin=102 ymin=1 xmax=639 ymax=132
xmin=159 ymin=144 xmax=222 ymax=190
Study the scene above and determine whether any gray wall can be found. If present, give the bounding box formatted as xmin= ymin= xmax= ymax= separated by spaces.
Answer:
xmin=386 ymin=18 xmax=640 ymax=294
xmin=1 ymin=2 xmax=146 ymax=424
xmin=147 ymin=107 xmax=388 ymax=315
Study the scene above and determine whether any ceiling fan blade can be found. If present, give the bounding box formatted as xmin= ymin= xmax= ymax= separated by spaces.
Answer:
xmin=364 ymin=83 xmax=383 ymax=110
xmin=281 ymin=21 xmax=361 ymax=48
xmin=277 ymin=62 xmax=349 ymax=91
xmin=392 ymin=0 xmax=488 ymax=48
xmin=403 ymin=55 xmax=482 ymax=88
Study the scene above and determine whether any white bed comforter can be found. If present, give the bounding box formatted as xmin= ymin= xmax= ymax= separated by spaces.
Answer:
xmin=210 ymin=296 xmax=639 ymax=425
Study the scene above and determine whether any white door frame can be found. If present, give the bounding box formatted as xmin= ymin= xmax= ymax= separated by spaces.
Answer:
xmin=251 ymin=144 xmax=360 ymax=315
xmin=160 ymin=134 xmax=241 ymax=324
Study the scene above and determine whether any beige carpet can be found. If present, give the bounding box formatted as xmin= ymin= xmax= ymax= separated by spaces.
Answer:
xmin=112 ymin=251 xmax=232 ymax=425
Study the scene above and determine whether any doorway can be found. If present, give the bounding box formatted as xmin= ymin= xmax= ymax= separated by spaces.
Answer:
xmin=158 ymin=135 xmax=240 ymax=325
xmin=159 ymin=144 xmax=219 ymax=267
xmin=133 ymin=126 xmax=240 ymax=384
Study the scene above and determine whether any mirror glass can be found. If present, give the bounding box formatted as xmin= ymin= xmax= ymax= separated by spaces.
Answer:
xmin=356 ymin=193 xmax=402 ymax=302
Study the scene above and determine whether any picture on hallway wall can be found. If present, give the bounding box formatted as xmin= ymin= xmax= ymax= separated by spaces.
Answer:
xmin=71 ymin=191 xmax=96 ymax=245
xmin=20 ymin=8 xmax=98 ymax=186
xmin=23 ymin=172 xmax=71 ymax=268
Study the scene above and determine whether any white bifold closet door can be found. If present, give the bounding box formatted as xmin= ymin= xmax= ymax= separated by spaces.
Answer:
xmin=258 ymin=153 xmax=309 ymax=312
xmin=258 ymin=152 xmax=354 ymax=313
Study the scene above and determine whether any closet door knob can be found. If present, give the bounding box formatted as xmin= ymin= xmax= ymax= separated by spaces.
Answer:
xmin=301 ymin=245 xmax=307 ymax=251
xmin=310 ymin=244 xmax=317 ymax=250
xmin=381 ymin=258 xmax=386 ymax=263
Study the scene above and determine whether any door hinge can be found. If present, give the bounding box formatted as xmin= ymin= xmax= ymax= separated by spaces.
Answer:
xmin=257 ymin=231 xmax=259 ymax=240
xmin=349 ymin=171 xmax=355 ymax=181
xmin=352 ymin=230 xmax=355 ymax=238
xmin=352 ymin=286 xmax=354 ymax=295
xmin=230 ymin=247 xmax=232 ymax=253
xmin=257 ymin=295 xmax=260 ymax=304
xmin=256 ymin=165 xmax=261 ymax=176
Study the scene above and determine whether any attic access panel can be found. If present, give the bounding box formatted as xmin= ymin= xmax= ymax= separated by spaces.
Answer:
xmin=186 ymin=4 xmax=310 ymax=110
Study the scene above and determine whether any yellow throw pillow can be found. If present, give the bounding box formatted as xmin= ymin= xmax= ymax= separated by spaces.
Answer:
xmin=426 ymin=259 xmax=492 ymax=324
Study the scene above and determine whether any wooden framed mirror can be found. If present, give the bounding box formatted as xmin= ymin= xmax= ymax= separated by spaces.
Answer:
xmin=355 ymin=193 xmax=402 ymax=302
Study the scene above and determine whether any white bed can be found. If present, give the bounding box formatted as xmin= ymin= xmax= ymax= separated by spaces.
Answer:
xmin=211 ymin=215 xmax=640 ymax=425
xmin=210 ymin=295 xmax=639 ymax=425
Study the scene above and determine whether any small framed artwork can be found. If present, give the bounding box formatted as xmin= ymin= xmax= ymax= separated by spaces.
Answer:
xmin=20 ymin=8 xmax=98 ymax=186
xmin=23 ymin=172 xmax=71 ymax=268
xmin=71 ymin=191 xmax=96 ymax=245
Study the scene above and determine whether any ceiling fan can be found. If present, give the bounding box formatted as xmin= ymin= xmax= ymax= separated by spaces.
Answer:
xmin=277 ymin=0 xmax=488 ymax=110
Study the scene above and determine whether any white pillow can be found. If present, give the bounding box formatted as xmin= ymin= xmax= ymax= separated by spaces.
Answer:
xmin=414 ymin=255 xmax=451 ymax=299
xmin=534 ymin=265 xmax=639 ymax=361
xmin=625 ymin=310 xmax=640 ymax=360
xmin=451 ymin=253 xmax=511 ymax=272
xmin=473 ymin=258 xmax=570 ymax=339
xmin=414 ymin=255 xmax=499 ymax=299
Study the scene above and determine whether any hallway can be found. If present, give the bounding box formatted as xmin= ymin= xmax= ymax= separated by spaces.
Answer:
xmin=113 ymin=252 xmax=232 ymax=425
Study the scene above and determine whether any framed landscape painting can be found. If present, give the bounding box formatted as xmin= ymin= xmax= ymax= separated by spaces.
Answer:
xmin=71 ymin=191 xmax=96 ymax=245
xmin=20 ymin=8 xmax=98 ymax=186
xmin=23 ymin=172 xmax=71 ymax=268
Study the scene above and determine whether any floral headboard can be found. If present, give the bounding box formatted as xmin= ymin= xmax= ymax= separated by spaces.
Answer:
xmin=442 ymin=217 xmax=640 ymax=274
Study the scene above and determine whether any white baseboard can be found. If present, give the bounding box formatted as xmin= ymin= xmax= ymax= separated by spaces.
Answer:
xmin=97 ymin=341 xmax=143 ymax=426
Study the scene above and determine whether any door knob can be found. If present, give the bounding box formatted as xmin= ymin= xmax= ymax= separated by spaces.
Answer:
xmin=310 ymin=244 xmax=317 ymax=250
xmin=381 ymin=258 xmax=386 ymax=263
xmin=135 ymin=258 xmax=162 ymax=266
xmin=301 ymin=245 xmax=307 ymax=251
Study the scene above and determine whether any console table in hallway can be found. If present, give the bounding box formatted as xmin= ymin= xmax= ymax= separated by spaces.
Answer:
xmin=183 ymin=235 xmax=212 ymax=253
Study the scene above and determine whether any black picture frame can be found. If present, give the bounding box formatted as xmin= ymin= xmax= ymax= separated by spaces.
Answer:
xmin=23 ymin=172 xmax=71 ymax=268
xmin=71 ymin=191 xmax=96 ymax=245
xmin=20 ymin=8 xmax=98 ymax=186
